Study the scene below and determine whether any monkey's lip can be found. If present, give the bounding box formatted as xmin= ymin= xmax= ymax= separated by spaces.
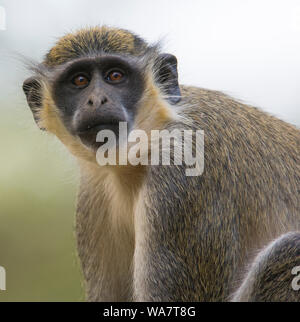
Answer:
xmin=77 ymin=122 xmax=122 ymax=150
xmin=76 ymin=121 xmax=120 ymax=134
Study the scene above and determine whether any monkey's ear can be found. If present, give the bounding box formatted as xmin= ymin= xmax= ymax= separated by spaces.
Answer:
xmin=156 ymin=53 xmax=181 ymax=104
xmin=22 ymin=77 xmax=45 ymax=130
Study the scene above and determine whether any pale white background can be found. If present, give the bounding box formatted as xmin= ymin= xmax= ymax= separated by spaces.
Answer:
xmin=1 ymin=0 xmax=300 ymax=125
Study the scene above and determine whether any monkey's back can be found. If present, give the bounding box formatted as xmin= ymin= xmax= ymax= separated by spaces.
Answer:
xmin=181 ymin=85 xmax=299 ymax=227
xmin=181 ymin=85 xmax=299 ymax=229
xmin=144 ymin=85 xmax=299 ymax=300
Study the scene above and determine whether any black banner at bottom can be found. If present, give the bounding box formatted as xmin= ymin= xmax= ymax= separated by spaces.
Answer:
xmin=0 ymin=302 xmax=297 ymax=320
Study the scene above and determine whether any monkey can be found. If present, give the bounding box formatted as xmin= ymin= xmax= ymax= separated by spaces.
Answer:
xmin=22 ymin=26 xmax=300 ymax=302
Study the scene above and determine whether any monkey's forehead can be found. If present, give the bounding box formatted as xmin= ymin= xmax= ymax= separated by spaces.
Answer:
xmin=44 ymin=26 xmax=149 ymax=67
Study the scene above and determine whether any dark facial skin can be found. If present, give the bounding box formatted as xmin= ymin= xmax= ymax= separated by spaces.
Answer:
xmin=51 ymin=55 xmax=145 ymax=150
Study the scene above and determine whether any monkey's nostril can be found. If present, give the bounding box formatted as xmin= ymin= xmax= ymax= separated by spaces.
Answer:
xmin=101 ymin=97 xmax=108 ymax=105
xmin=88 ymin=97 xmax=107 ymax=107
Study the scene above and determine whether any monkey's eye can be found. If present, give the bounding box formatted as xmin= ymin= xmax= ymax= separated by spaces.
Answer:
xmin=105 ymin=70 xmax=125 ymax=84
xmin=72 ymin=75 xmax=89 ymax=87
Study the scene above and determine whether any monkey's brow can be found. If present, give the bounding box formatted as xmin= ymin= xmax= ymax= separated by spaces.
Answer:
xmin=47 ymin=54 xmax=141 ymax=79
xmin=55 ymin=54 xmax=139 ymax=69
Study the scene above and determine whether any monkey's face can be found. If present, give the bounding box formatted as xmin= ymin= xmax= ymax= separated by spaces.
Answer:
xmin=52 ymin=55 xmax=145 ymax=150
xmin=51 ymin=55 xmax=145 ymax=150
xmin=23 ymin=47 xmax=181 ymax=162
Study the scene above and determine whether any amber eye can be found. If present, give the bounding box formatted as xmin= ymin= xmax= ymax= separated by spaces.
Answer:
xmin=106 ymin=70 xmax=124 ymax=83
xmin=72 ymin=75 xmax=89 ymax=87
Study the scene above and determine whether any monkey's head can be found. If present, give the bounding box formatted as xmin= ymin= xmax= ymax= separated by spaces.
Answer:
xmin=23 ymin=26 xmax=181 ymax=163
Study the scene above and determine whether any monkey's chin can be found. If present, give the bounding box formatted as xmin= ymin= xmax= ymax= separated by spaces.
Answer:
xmin=77 ymin=123 xmax=120 ymax=152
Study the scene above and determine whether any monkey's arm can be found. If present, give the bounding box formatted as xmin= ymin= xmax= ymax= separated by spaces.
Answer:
xmin=133 ymin=164 xmax=240 ymax=301
xmin=232 ymin=232 xmax=300 ymax=302
xmin=76 ymin=175 xmax=134 ymax=302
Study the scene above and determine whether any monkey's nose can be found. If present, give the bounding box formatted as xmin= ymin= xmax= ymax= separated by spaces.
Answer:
xmin=87 ymin=96 xmax=108 ymax=107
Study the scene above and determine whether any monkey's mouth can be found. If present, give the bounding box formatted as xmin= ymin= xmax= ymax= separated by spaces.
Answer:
xmin=77 ymin=122 xmax=121 ymax=150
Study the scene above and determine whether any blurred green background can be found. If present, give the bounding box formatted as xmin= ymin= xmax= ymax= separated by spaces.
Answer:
xmin=0 ymin=108 xmax=84 ymax=301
